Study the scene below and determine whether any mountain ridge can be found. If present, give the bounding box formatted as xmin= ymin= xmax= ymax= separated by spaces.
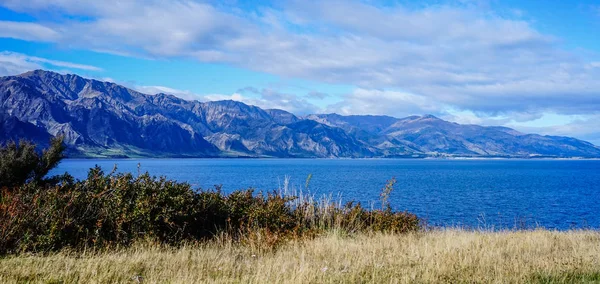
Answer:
xmin=1 ymin=70 xmax=599 ymax=158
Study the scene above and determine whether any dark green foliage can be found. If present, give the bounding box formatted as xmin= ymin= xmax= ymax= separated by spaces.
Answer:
xmin=0 ymin=139 xmax=420 ymax=254
xmin=0 ymin=136 xmax=65 ymax=188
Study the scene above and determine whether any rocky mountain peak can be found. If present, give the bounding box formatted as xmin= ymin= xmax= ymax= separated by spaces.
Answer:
xmin=2 ymin=70 xmax=599 ymax=158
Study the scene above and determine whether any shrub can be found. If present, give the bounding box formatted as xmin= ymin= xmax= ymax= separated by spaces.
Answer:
xmin=0 ymin=136 xmax=65 ymax=188
xmin=0 ymin=139 xmax=421 ymax=254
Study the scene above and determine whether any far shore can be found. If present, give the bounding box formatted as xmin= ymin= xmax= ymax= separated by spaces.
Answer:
xmin=62 ymin=155 xmax=600 ymax=160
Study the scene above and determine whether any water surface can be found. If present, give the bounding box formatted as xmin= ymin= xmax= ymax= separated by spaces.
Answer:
xmin=50 ymin=159 xmax=600 ymax=230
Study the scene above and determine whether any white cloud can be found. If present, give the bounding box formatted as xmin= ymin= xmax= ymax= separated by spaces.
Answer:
xmin=134 ymin=85 xmax=321 ymax=115
xmin=508 ymin=114 xmax=600 ymax=146
xmin=326 ymin=88 xmax=444 ymax=118
xmin=210 ymin=87 xmax=321 ymax=115
xmin=0 ymin=21 xmax=60 ymax=42
xmin=26 ymin=56 xmax=102 ymax=71
xmin=203 ymin=93 xmax=245 ymax=102
xmin=0 ymin=51 xmax=102 ymax=76
xmin=440 ymin=110 xmax=547 ymax=128
xmin=437 ymin=110 xmax=600 ymax=145
xmin=589 ymin=62 xmax=600 ymax=68
xmin=134 ymin=85 xmax=203 ymax=101
xmin=305 ymin=91 xmax=329 ymax=99
xmin=0 ymin=52 xmax=42 ymax=76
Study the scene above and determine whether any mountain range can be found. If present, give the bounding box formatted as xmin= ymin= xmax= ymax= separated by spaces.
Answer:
xmin=1 ymin=70 xmax=599 ymax=158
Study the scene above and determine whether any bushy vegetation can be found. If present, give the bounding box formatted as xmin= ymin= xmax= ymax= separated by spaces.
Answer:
xmin=0 ymin=138 xmax=420 ymax=254
xmin=0 ymin=137 xmax=65 ymax=188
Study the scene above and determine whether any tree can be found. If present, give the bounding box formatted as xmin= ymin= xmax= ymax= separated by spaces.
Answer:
xmin=0 ymin=136 xmax=65 ymax=188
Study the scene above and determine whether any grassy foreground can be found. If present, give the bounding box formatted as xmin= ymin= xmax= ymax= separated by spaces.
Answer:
xmin=1 ymin=230 xmax=599 ymax=283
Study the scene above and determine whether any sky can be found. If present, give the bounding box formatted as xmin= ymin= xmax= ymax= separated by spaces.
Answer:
xmin=1 ymin=0 xmax=600 ymax=145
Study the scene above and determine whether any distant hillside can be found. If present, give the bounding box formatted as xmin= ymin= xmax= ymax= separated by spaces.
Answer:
xmin=307 ymin=114 xmax=600 ymax=157
xmin=1 ymin=70 xmax=599 ymax=158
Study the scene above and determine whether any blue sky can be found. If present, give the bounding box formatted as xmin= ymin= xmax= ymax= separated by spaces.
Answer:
xmin=1 ymin=0 xmax=600 ymax=144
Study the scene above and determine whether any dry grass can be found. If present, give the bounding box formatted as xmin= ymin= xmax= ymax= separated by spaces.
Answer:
xmin=1 ymin=230 xmax=599 ymax=283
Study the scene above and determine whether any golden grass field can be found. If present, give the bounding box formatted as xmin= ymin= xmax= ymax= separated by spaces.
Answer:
xmin=1 ymin=230 xmax=599 ymax=283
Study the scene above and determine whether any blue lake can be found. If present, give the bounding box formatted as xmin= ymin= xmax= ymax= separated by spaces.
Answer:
xmin=50 ymin=159 xmax=600 ymax=230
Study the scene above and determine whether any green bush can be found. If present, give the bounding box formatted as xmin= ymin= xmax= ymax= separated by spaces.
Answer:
xmin=0 ymin=139 xmax=420 ymax=254
xmin=0 ymin=136 xmax=65 ymax=188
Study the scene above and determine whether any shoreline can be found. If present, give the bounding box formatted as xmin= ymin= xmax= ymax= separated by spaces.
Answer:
xmin=61 ymin=156 xmax=600 ymax=160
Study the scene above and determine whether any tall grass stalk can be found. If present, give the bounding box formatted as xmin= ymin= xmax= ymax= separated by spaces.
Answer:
xmin=1 ymin=230 xmax=598 ymax=283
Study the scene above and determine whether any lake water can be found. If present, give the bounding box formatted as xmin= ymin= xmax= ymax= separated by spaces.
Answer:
xmin=50 ymin=159 xmax=600 ymax=230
